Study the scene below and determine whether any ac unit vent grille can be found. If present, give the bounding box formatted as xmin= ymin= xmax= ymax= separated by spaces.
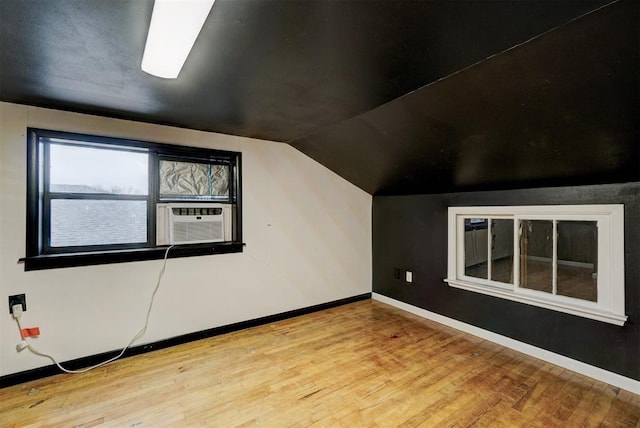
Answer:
xmin=172 ymin=207 xmax=222 ymax=216
xmin=173 ymin=220 xmax=223 ymax=244
xmin=163 ymin=203 xmax=228 ymax=245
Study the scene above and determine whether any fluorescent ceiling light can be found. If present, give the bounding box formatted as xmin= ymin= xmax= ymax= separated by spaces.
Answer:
xmin=141 ymin=0 xmax=215 ymax=79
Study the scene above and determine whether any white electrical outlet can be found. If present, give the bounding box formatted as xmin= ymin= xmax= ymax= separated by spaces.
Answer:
xmin=405 ymin=271 xmax=413 ymax=282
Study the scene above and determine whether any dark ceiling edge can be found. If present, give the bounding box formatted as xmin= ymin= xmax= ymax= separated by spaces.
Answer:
xmin=287 ymin=0 xmax=619 ymax=147
xmin=374 ymin=179 xmax=640 ymax=198
xmin=0 ymin=99 xmax=288 ymax=145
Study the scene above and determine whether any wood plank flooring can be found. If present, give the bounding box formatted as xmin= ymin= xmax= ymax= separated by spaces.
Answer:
xmin=1 ymin=300 xmax=638 ymax=427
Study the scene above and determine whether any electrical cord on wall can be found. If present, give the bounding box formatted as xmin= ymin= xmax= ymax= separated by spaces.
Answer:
xmin=12 ymin=245 xmax=175 ymax=374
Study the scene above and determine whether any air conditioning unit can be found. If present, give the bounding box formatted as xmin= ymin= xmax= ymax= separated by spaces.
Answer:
xmin=156 ymin=203 xmax=232 ymax=245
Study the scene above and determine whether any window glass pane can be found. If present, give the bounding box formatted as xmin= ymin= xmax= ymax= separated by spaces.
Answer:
xmin=211 ymin=164 xmax=229 ymax=196
xmin=464 ymin=218 xmax=488 ymax=279
xmin=557 ymin=221 xmax=598 ymax=302
xmin=50 ymin=144 xmax=148 ymax=195
xmin=519 ymin=220 xmax=553 ymax=293
xmin=50 ymin=200 xmax=147 ymax=247
xmin=490 ymin=219 xmax=514 ymax=284
xmin=159 ymin=160 xmax=229 ymax=199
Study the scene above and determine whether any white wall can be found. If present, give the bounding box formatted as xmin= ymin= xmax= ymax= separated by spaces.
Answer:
xmin=0 ymin=102 xmax=372 ymax=376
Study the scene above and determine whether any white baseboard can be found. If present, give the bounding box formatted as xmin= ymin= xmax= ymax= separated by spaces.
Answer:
xmin=372 ymin=293 xmax=639 ymax=395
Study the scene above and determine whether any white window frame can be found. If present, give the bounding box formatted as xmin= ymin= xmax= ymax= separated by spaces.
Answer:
xmin=445 ymin=205 xmax=626 ymax=326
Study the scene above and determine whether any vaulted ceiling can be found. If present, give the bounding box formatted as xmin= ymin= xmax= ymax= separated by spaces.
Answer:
xmin=1 ymin=0 xmax=637 ymax=195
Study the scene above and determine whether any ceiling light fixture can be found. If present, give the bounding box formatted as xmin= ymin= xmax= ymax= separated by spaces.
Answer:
xmin=141 ymin=0 xmax=215 ymax=79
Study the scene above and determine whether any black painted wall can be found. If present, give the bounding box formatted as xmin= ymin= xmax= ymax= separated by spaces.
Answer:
xmin=373 ymin=182 xmax=640 ymax=380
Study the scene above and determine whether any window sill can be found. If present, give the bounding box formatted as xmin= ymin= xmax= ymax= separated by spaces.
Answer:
xmin=444 ymin=278 xmax=627 ymax=326
xmin=23 ymin=242 xmax=245 ymax=271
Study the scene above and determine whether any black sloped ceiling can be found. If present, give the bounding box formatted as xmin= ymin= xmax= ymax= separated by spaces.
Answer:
xmin=1 ymin=0 xmax=636 ymax=195
xmin=292 ymin=0 xmax=639 ymax=194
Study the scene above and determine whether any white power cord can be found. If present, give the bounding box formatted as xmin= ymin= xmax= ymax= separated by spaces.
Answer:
xmin=12 ymin=245 xmax=174 ymax=374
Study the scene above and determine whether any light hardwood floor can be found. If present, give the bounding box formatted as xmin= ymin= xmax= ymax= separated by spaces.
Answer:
xmin=1 ymin=300 xmax=638 ymax=427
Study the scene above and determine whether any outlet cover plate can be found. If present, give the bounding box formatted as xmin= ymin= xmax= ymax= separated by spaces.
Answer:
xmin=8 ymin=294 xmax=26 ymax=314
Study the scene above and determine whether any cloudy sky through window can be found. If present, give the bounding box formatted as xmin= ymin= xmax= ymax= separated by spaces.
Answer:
xmin=50 ymin=144 xmax=148 ymax=195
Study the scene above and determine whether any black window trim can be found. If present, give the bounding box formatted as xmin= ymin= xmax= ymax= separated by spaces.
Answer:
xmin=41 ymin=138 xmax=153 ymax=254
xmin=25 ymin=128 xmax=243 ymax=271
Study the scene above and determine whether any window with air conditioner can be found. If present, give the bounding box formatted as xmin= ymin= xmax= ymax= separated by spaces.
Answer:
xmin=25 ymin=128 xmax=242 ymax=270
xmin=156 ymin=203 xmax=232 ymax=245
xmin=445 ymin=205 xmax=626 ymax=325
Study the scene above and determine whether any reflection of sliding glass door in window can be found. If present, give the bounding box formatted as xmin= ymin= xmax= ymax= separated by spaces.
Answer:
xmin=490 ymin=219 xmax=514 ymax=284
xmin=463 ymin=218 xmax=514 ymax=285
xmin=464 ymin=218 xmax=488 ymax=279
xmin=519 ymin=219 xmax=598 ymax=302
xmin=556 ymin=221 xmax=598 ymax=302
xmin=519 ymin=220 xmax=553 ymax=294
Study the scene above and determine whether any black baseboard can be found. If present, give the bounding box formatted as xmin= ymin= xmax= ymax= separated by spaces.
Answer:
xmin=0 ymin=293 xmax=371 ymax=388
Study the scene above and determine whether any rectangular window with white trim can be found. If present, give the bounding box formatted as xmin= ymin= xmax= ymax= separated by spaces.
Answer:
xmin=445 ymin=205 xmax=626 ymax=326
